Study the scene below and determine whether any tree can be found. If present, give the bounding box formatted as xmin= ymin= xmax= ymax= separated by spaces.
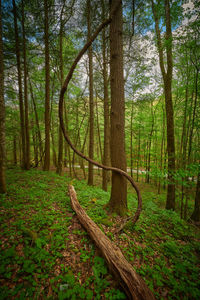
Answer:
xmin=56 ymin=1 xmax=65 ymax=176
xmin=13 ymin=0 xmax=26 ymax=169
xmin=43 ymin=0 xmax=50 ymax=171
xmin=22 ymin=0 xmax=30 ymax=169
xmin=108 ymin=0 xmax=127 ymax=215
xmin=151 ymin=0 xmax=176 ymax=210
xmin=0 ymin=0 xmax=6 ymax=193
xmin=101 ymin=0 xmax=110 ymax=191
xmin=87 ymin=0 xmax=94 ymax=186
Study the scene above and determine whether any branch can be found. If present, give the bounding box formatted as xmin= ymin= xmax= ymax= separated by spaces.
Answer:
xmin=59 ymin=0 xmax=142 ymax=227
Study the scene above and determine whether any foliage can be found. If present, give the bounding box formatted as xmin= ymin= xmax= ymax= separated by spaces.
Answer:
xmin=1 ymin=169 xmax=199 ymax=299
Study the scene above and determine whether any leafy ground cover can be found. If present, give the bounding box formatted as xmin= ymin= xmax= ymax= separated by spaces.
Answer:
xmin=0 ymin=168 xmax=199 ymax=299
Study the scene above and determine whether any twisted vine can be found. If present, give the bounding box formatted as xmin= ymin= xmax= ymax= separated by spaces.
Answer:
xmin=59 ymin=0 xmax=142 ymax=231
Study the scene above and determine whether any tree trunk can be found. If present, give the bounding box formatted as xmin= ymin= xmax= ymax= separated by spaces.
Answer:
xmin=87 ymin=0 xmax=94 ymax=186
xmin=69 ymin=185 xmax=155 ymax=300
xmin=22 ymin=0 xmax=30 ymax=170
xmin=43 ymin=0 xmax=50 ymax=171
xmin=13 ymin=135 xmax=17 ymax=165
xmin=101 ymin=0 xmax=110 ymax=192
xmin=130 ymin=101 xmax=134 ymax=178
xmin=0 ymin=0 xmax=6 ymax=193
xmin=151 ymin=0 xmax=176 ymax=210
xmin=58 ymin=1 xmax=142 ymax=229
xmin=136 ymin=124 xmax=140 ymax=182
xmin=64 ymin=102 xmax=72 ymax=176
xmin=146 ymin=102 xmax=154 ymax=184
xmin=95 ymin=94 xmax=103 ymax=162
xmin=29 ymin=79 xmax=43 ymax=164
xmin=158 ymin=105 xmax=165 ymax=194
xmin=13 ymin=0 xmax=26 ymax=169
xmin=56 ymin=10 xmax=65 ymax=176
xmin=108 ymin=0 xmax=127 ymax=215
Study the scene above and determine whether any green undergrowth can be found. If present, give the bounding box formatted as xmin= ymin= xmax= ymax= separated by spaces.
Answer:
xmin=0 ymin=168 xmax=125 ymax=299
xmin=0 ymin=168 xmax=199 ymax=299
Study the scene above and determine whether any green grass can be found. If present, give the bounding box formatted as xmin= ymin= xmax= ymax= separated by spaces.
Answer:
xmin=0 ymin=168 xmax=199 ymax=299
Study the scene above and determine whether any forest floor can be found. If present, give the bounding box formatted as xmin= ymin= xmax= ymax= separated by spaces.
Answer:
xmin=0 ymin=167 xmax=200 ymax=299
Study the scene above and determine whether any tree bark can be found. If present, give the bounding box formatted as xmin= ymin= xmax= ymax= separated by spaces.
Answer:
xmin=69 ymin=185 xmax=155 ymax=300
xmin=101 ymin=0 xmax=110 ymax=192
xmin=43 ymin=0 xmax=50 ymax=171
xmin=130 ymin=101 xmax=134 ymax=178
xmin=13 ymin=0 xmax=26 ymax=169
xmin=0 ymin=0 xmax=6 ymax=193
xmin=95 ymin=94 xmax=103 ymax=162
xmin=109 ymin=0 xmax=127 ymax=215
xmin=56 ymin=5 xmax=65 ymax=176
xmin=151 ymin=0 xmax=176 ymax=210
xmin=22 ymin=0 xmax=30 ymax=170
xmin=87 ymin=0 xmax=94 ymax=186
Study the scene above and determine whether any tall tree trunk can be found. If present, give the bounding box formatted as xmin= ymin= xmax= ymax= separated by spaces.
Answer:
xmin=56 ymin=18 xmax=64 ymax=175
xmin=136 ymin=124 xmax=140 ymax=182
xmin=158 ymin=105 xmax=165 ymax=194
xmin=130 ymin=101 xmax=134 ymax=178
xmin=13 ymin=0 xmax=26 ymax=169
xmin=43 ymin=0 xmax=50 ymax=171
xmin=108 ymin=0 xmax=127 ymax=216
xmin=180 ymin=62 xmax=189 ymax=217
xmin=22 ymin=0 xmax=30 ymax=170
xmin=13 ymin=135 xmax=17 ymax=165
xmin=29 ymin=79 xmax=43 ymax=164
xmin=146 ymin=102 xmax=154 ymax=184
xmin=87 ymin=0 xmax=94 ymax=186
xmin=0 ymin=0 xmax=6 ymax=193
xmin=152 ymin=0 xmax=176 ymax=210
xmin=95 ymin=94 xmax=103 ymax=162
xmin=51 ymin=125 xmax=57 ymax=168
xmin=101 ymin=0 xmax=110 ymax=191
xmin=64 ymin=102 xmax=72 ymax=176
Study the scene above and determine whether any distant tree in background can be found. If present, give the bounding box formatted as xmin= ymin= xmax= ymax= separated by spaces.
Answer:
xmin=151 ymin=0 xmax=176 ymax=210
xmin=0 ymin=0 xmax=6 ymax=193
xmin=87 ymin=0 xmax=94 ymax=186
xmin=43 ymin=0 xmax=50 ymax=171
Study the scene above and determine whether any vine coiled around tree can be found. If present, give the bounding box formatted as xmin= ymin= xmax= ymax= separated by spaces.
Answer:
xmin=58 ymin=0 xmax=142 ymax=231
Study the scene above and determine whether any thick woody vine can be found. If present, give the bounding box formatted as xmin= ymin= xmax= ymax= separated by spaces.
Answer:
xmin=58 ymin=0 xmax=142 ymax=230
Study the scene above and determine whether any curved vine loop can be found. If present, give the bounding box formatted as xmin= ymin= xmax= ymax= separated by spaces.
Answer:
xmin=59 ymin=0 xmax=142 ymax=231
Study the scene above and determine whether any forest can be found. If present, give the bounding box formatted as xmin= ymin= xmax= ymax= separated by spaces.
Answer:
xmin=0 ymin=0 xmax=199 ymax=299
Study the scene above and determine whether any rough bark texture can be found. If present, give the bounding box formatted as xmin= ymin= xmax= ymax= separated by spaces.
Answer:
xmin=13 ymin=0 xmax=26 ymax=169
xmin=101 ymin=0 xmax=110 ymax=192
xmin=109 ymin=0 xmax=127 ymax=215
xmin=0 ymin=0 xmax=6 ymax=193
xmin=59 ymin=0 xmax=142 ymax=228
xmin=87 ymin=0 xmax=94 ymax=186
xmin=56 ymin=16 xmax=64 ymax=175
xmin=152 ymin=0 xmax=175 ymax=210
xmin=43 ymin=0 xmax=50 ymax=171
xmin=22 ymin=0 xmax=30 ymax=170
xmin=69 ymin=185 xmax=155 ymax=300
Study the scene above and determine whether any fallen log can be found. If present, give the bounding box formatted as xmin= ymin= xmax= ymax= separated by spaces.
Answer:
xmin=69 ymin=185 xmax=155 ymax=300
